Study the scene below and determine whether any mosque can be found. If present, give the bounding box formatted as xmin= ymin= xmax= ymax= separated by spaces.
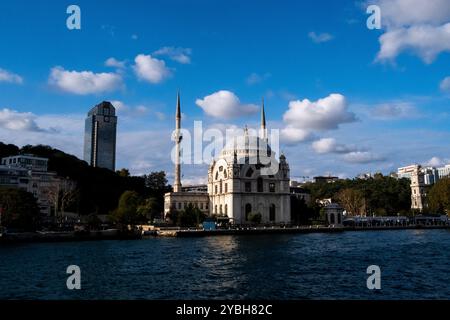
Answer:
xmin=164 ymin=93 xmax=291 ymax=224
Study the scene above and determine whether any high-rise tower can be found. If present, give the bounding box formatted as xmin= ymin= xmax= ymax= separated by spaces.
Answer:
xmin=83 ymin=101 xmax=117 ymax=171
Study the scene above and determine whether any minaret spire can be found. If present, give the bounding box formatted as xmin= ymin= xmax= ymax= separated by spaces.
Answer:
xmin=260 ymin=97 xmax=267 ymax=140
xmin=174 ymin=91 xmax=182 ymax=192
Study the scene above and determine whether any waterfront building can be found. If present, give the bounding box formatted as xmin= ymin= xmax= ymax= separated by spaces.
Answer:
xmin=289 ymin=183 xmax=311 ymax=205
xmin=164 ymin=94 xmax=291 ymax=224
xmin=324 ymin=203 xmax=343 ymax=226
xmin=410 ymin=165 xmax=427 ymax=211
xmin=84 ymin=101 xmax=117 ymax=171
xmin=0 ymin=154 xmax=60 ymax=215
xmin=313 ymin=176 xmax=339 ymax=183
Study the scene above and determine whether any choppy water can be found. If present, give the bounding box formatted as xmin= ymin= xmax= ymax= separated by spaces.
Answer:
xmin=0 ymin=229 xmax=449 ymax=299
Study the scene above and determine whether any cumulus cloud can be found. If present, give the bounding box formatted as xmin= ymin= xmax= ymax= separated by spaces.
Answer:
xmin=424 ymin=156 xmax=446 ymax=167
xmin=370 ymin=102 xmax=417 ymax=119
xmin=153 ymin=47 xmax=192 ymax=64
xmin=246 ymin=72 xmax=271 ymax=85
xmin=105 ymin=57 xmax=126 ymax=69
xmin=280 ymin=126 xmax=314 ymax=145
xmin=196 ymin=90 xmax=259 ymax=119
xmin=372 ymin=0 xmax=450 ymax=63
xmin=282 ymin=93 xmax=356 ymax=130
xmin=440 ymin=76 xmax=450 ymax=93
xmin=48 ymin=67 xmax=123 ymax=95
xmin=0 ymin=108 xmax=47 ymax=132
xmin=377 ymin=23 xmax=450 ymax=63
xmin=308 ymin=31 xmax=334 ymax=43
xmin=111 ymin=100 xmax=149 ymax=117
xmin=312 ymin=138 xmax=358 ymax=154
xmin=133 ymin=54 xmax=171 ymax=84
xmin=0 ymin=68 xmax=23 ymax=84
xmin=342 ymin=151 xmax=385 ymax=164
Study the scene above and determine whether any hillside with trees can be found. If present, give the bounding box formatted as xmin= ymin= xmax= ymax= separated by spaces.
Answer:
xmin=0 ymin=142 xmax=171 ymax=219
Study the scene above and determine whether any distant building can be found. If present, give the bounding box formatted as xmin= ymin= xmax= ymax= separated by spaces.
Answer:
xmin=290 ymin=183 xmax=311 ymax=205
xmin=437 ymin=164 xmax=450 ymax=179
xmin=84 ymin=101 xmax=117 ymax=171
xmin=313 ymin=176 xmax=339 ymax=184
xmin=397 ymin=164 xmax=418 ymax=180
xmin=0 ymin=154 xmax=60 ymax=215
xmin=410 ymin=165 xmax=427 ymax=211
xmin=324 ymin=203 xmax=343 ymax=226
xmin=182 ymin=184 xmax=208 ymax=193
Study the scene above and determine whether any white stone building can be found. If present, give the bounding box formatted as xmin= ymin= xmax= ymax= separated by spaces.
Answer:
xmin=164 ymin=95 xmax=291 ymax=224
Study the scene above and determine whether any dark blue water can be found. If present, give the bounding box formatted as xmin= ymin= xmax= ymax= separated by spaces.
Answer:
xmin=1 ymin=230 xmax=449 ymax=299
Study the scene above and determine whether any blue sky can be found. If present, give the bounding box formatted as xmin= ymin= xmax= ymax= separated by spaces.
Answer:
xmin=0 ymin=0 xmax=449 ymax=183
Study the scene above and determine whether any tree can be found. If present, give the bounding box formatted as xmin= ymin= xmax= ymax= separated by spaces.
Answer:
xmin=428 ymin=178 xmax=450 ymax=215
xmin=137 ymin=197 xmax=161 ymax=222
xmin=111 ymin=191 xmax=146 ymax=227
xmin=247 ymin=212 xmax=262 ymax=224
xmin=336 ymin=188 xmax=364 ymax=216
xmin=177 ymin=203 xmax=206 ymax=227
xmin=144 ymin=171 xmax=169 ymax=191
xmin=0 ymin=188 xmax=39 ymax=231
xmin=117 ymin=168 xmax=130 ymax=177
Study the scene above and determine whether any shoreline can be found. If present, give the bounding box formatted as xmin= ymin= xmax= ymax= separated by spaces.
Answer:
xmin=1 ymin=225 xmax=449 ymax=243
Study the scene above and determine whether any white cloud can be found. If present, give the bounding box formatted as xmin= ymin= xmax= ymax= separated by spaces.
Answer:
xmin=377 ymin=23 xmax=450 ymax=63
xmin=196 ymin=90 xmax=259 ymax=119
xmin=370 ymin=102 xmax=417 ymax=119
xmin=133 ymin=54 xmax=171 ymax=84
xmin=105 ymin=57 xmax=126 ymax=69
xmin=373 ymin=0 xmax=450 ymax=29
xmin=153 ymin=47 xmax=192 ymax=64
xmin=0 ymin=68 xmax=23 ymax=84
xmin=246 ymin=72 xmax=271 ymax=85
xmin=308 ymin=31 xmax=333 ymax=43
xmin=48 ymin=67 xmax=123 ymax=95
xmin=283 ymin=93 xmax=356 ymax=130
xmin=0 ymin=108 xmax=49 ymax=132
xmin=312 ymin=138 xmax=358 ymax=154
xmin=342 ymin=151 xmax=385 ymax=164
xmin=110 ymin=100 xmax=149 ymax=117
xmin=425 ymin=156 xmax=445 ymax=167
xmin=372 ymin=0 xmax=450 ymax=63
xmin=280 ymin=126 xmax=313 ymax=145
xmin=440 ymin=76 xmax=450 ymax=93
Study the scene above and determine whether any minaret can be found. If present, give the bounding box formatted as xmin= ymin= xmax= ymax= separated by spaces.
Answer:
xmin=173 ymin=92 xmax=182 ymax=192
xmin=260 ymin=98 xmax=267 ymax=141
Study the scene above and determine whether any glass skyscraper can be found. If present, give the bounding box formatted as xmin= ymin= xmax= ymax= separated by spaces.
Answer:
xmin=83 ymin=101 xmax=117 ymax=171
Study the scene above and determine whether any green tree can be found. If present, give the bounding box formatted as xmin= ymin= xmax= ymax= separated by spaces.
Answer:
xmin=247 ymin=212 xmax=262 ymax=224
xmin=177 ymin=203 xmax=206 ymax=227
xmin=0 ymin=188 xmax=39 ymax=231
xmin=144 ymin=171 xmax=168 ymax=190
xmin=428 ymin=178 xmax=450 ymax=215
xmin=137 ymin=197 xmax=161 ymax=222
xmin=111 ymin=191 xmax=146 ymax=227
xmin=116 ymin=168 xmax=130 ymax=177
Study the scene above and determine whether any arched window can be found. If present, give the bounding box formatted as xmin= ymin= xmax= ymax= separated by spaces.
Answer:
xmin=215 ymin=205 xmax=217 ymax=214
xmin=246 ymin=167 xmax=254 ymax=177
xmin=257 ymin=177 xmax=263 ymax=192
xmin=330 ymin=214 xmax=335 ymax=224
xmin=215 ymin=171 xmax=219 ymax=180
xmin=245 ymin=203 xmax=252 ymax=221
xmin=225 ymin=183 xmax=228 ymax=193
xmin=269 ymin=204 xmax=276 ymax=221
xmin=225 ymin=204 xmax=228 ymax=215
xmin=215 ymin=185 xmax=218 ymax=194
xmin=220 ymin=180 xmax=223 ymax=193
xmin=220 ymin=204 xmax=223 ymax=214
